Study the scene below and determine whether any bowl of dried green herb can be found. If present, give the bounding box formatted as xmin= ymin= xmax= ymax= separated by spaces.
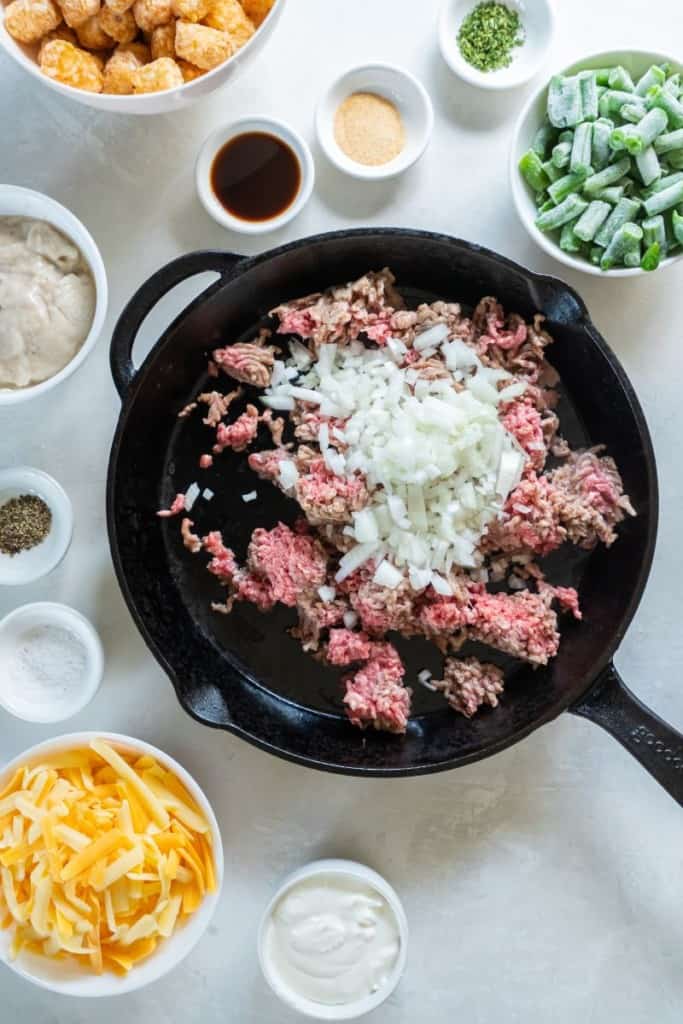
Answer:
xmin=0 ymin=467 xmax=73 ymax=585
xmin=439 ymin=0 xmax=555 ymax=91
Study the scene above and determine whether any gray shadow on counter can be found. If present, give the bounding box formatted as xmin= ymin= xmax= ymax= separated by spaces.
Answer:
xmin=313 ymin=140 xmax=409 ymax=221
xmin=426 ymin=50 xmax=536 ymax=130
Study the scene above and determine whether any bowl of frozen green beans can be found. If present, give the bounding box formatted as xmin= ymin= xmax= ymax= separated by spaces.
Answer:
xmin=511 ymin=50 xmax=683 ymax=276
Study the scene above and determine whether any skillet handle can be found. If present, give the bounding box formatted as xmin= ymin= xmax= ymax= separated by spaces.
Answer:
xmin=110 ymin=250 xmax=244 ymax=400
xmin=570 ymin=663 xmax=683 ymax=806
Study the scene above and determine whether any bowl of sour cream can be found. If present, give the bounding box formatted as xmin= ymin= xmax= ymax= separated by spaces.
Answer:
xmin=258 ymin=859 xmax=408 ymax=1020
xmin=0 ymin=185 xmax=107 ymax=406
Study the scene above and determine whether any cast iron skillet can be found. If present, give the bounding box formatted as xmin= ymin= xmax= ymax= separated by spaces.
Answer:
xmin=107 ymin=229 xmax=683 ymax=801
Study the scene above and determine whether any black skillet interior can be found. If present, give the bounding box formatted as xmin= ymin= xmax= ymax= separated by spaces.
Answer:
xmin=108 ymin=230 xmax=656 ymax=776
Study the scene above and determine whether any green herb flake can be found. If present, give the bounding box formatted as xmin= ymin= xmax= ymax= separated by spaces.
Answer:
xmin=457 ymin=2 xmax=524 ymax=74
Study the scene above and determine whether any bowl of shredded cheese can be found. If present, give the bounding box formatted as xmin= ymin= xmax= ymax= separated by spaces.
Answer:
xmin=0 ymin=732 xmax=223 ymax=996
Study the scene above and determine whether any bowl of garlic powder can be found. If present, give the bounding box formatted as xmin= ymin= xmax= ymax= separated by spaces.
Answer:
xmin=0 ymin=184 xmax=107 ymax=406
xmin=316 ymin=63 xmax=434 ymax=181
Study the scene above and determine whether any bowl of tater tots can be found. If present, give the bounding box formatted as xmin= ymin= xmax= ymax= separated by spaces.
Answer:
xmin=0 ymin=0 xmax=283 ymax=112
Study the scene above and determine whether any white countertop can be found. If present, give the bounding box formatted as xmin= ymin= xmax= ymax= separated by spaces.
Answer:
xmin=2 ymin=0 xmax=683 ymax=1020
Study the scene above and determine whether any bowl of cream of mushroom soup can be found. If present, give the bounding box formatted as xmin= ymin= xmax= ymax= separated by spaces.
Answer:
xmin=0 ymin=185 xmax=107 ymax=405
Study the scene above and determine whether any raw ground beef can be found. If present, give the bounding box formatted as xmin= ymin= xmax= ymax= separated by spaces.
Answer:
xmin=162 ymin=269 xmax=634 ymax=734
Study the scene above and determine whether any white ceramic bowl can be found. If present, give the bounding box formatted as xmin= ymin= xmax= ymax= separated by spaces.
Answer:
xmin=0 ymin=185 xmax=107 ymax=405
xmin=0 ymin=0 xmax=285 ymax=114
xmin=0 ymin=602 xmax=103 ymax=722
xmin=511 ymin=48 xmax=683 ymax=278
xmin=196 ymin=115 xmax=315 ymax=234
xmin=258 ymin=858 xmax=408 ymax=1020
xmin=0 ymin=731 xmax=224 ymax=995
xmin=316 ymin=63 xmax=433 ymax=181
xmin=0 ymin=468 xmax=73 ymax=585
xmin=439 ymin=0 xmax=555 ymax=91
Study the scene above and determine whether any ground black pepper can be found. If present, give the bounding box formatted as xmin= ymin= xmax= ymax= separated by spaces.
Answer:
xmin=0 ymin=494 xmax=52 ymax=555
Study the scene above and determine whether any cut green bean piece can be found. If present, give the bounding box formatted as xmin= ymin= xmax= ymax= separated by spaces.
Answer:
xmin=519 ymin=150 xmax=550 ymax=192
xmin=548 ymin=75 xmax=583 ymax=128
xmin=624 ymin=248 xmax=642 ymax=267
xmin=609 ymin=124 xmax=639 ymax=151
xmin=635 ymin=146 xmax=662 ymax=186
xmin=672 ymin=209 xmax=683 ymax=245
xmin=621 ymin=101 xmax=648 ymax=124
xmin=560 ymin=220 xmax=583 ymax=252
xmin=589 ymin=245 xmax=602 ymax=265
xmin=590 ymin=119 xmax=613 ymax=170
xmin=537 ymin=198 xmax=555 ymax=214
xmin=532 ymin=121 xmax=557 ymax=158
xmin=664 ymin=74 xmax=681 ymax=96
xmin=573 ymin=200 xmax=611 ymax=242
xmin=594 ymin=185 xmax=625 ymax=203
xmin=579 ymin=71 xmax=599 ymax=121
xmin=647 ymin=86 xmax=683 ymax=129
xmin=635 ymin=64 xmax=667 ymax=96
xmin=642 ymin=214 xmax=667 ymax=249
xmin=643 ymin=178 xmax=683 ymax=216
xmin=570 ymin=122 xmax=592 ymax=173
xmin=551 ymin=140 xmax=572 ymax=168
xmin=594 ymin=197 xmax=641 ymax=247
xmin=583 ymin=157 xmax=631 ymax=194
xmin=593 ymin=68 xmax=611 ymax=87
xmin=599 ymin=90 xmax=638 ymax=118
xmin=608 ymin=65 xmax=635 ymax=92
xmin=644 ymin=171 xmax=683 ymax=197
xmin=535 ymin=193 xmax=588 ymax=232
xmin=640 ymin=241 xmax=661 ymax=271
xmin=548 ymin=167 xmax=590 ymax=204
xmin=600 ymin=222 xmax=643 ymax=269
xmin=654 ymin=128 xmax=683 ymax=154
xmin=625 ymin=107 xmax=669 ymax=154
xmin=541 ymin=158 xmax=562 ymax=183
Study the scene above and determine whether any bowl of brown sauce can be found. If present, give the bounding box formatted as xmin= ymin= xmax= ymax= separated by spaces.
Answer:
xmin=196 ymin=116 xmax=315 ymax=235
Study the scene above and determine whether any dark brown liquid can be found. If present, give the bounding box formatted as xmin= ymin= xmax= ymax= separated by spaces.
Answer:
xmin=210 ymin=132 xmax=301 ymax=223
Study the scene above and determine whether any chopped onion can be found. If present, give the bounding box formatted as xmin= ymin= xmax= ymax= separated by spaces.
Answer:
xmin=278 ymin=461 xmax=299 ymax=492
xmin=353 ymin=508 xmax=379 ymax=544
xmin=184 ymin=482 xmax=200 ymax=512
xmin=203 ymin=488 xmax=214 ymax=501
xmin=430 ymin=572 xmax=453 ymax=596
xmin=288 ymin=340 xmax=313 ymax=368
xmin=414 ymin=323 xmax=449 ymax=351
xmin=335 ymin=543 xmax=378 ymax=583
xmin=496 ymin=449 xmax=525 ymax=499
xmin=498 ymin=381 xmax=527 ymax=403
xmin=373 ymin=560 xmax=403 ymax=589
xmin=418 ymin=669 xmax=435 ymax=690
xmin=241 ymin=490 xmax=257 ymax=503
xmin=318 ymin=585 xmax=336 ymax=603
xmin=289 ymin=386 xmax=323 ymax=405
xmin=343 ymin=610 xmax=359 ymax=630
xmin=260 ymin=395 xmax=295 ymax=411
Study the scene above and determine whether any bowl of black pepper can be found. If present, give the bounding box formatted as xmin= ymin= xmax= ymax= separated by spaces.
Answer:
xmin=0 ymin=467 xmax=73 ymax=585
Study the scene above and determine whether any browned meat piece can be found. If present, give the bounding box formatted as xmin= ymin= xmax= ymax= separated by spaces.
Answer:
xmin=198 ymin=387 xmax=243 ymax=427
xmin=549 ymin=448 xmax=635 ymax=549
xmin=213 ymin=332 xmax=276 ymax=388
xmin=291 ymin=594 xmax=348 ymax=652
xmin=180 ymin=517 xmax=202 ymax=553
xmin=469 ymin=590 xmax=560 ymax=666
xmin=295 ymin=458 xmax=368 ymax=526
xmin=433 ymin=657 xmax=505 ymax=718
xmin=348 ymin=576 xmax=417 ymax=636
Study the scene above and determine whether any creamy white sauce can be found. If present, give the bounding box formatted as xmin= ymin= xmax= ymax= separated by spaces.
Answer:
xmin=0 ymin=217 xmax=95 ymax=389
xmin=264 ymin=873 xmax=401 ymax=1006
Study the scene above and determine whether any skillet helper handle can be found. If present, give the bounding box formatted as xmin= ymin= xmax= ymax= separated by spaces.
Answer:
xmin=571 ymin=664 xmax=683 ymax=806
xmin=110 ymin=250 xmax=244 ymax=399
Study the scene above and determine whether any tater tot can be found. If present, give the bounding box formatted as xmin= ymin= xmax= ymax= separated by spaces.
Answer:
xmin=132 ymin=0 xmax=171 ymax=31
xmin=240 ymin=0 xmax=274 ymax=27
xmin=177 ymin=57 xmax=202 ymax=81
xmin=57 ymin=0 xmax=99 ymax=28
xmin=117 ymin=38 xmax=150 ymax=61
xmin=38 ymin=22 xmax=77 ymax=55
xmin=4 ymin=0 xmax=61 ymax=44
xmin=76 ymin=12 xmax=113 ymax=46
xmin=98 ymin=3 xmax=136 ymax=40
xmin=170 ymin=0 xmax=208 ymax=20
xmin=102 ymin=46 xmax=140 ymax=91
xmin=149 ymin=20 xmax=174 ymax=58
xmin=131 ymin=54 xmax=182 ymax=91
xmin=39 ymin=38 xmax=103 ymax=90
xmin=203 ymin=0 xmax=254 ymax=46
xmin=174 ymin=20 xmax=231 ymax=69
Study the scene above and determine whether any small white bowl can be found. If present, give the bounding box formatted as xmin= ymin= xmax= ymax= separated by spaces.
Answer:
xmin=0 ymin=602 xmax=103 ymax=723
xmin=0 ymin=186 xmax=107 ymax=406
xmin=439 ymin=0 xmax=556 ymax=91
xmin=0 ymin=0 xmax=285 ymax=114
xmin=258 ymin=858 xmax=408 ymax=1020
xmin=316 ymin=63 xmax=433 ymax=181
xmin=196 ymin=116 xmax=315 ymax=235
xmin=0 ymin=731 xmax=224 ymax=996
xmin=0 ymin=467 xmax=73 ymax=585
xmin=510 ymin=48 xmax=683 ymax=278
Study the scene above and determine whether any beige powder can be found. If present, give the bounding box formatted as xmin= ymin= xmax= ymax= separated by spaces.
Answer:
xmin=333 ymin=92 xmax=405 ymax=167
